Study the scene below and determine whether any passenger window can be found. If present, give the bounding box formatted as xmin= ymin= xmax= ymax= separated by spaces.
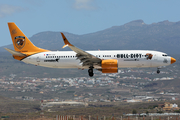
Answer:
xmin=117 ymin=54 xmax=120 ymax=58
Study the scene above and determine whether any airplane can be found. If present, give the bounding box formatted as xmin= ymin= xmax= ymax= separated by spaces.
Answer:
xmin=5 ymin=22 xmax=176 ymax=77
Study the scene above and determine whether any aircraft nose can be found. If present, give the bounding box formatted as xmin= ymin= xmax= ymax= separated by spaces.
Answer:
xmin=171 ymin=57 xmax=176 ymax=64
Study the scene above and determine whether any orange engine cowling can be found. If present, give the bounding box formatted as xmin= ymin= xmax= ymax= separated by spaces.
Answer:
xmin=101 ymin=59 xmax=118 ymax=73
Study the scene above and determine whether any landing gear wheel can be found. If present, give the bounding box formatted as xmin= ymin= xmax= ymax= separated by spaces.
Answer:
xmin=88 ymin=69 xmax=93 ymax=73
xmin=157 ymin=69 xmax=160 ymax=74
xmin=89 ymin=72 xmax=94 ymax=77
xmin=88 ymin=68 xmax=94 ymax=77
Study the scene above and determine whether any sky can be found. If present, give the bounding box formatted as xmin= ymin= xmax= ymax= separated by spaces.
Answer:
xmin=1 ymin=0 xmax=180 ymax=47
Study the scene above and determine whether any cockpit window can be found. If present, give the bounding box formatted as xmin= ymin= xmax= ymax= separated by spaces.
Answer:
xmin=162 ymin=54 xmax=168 ymax=57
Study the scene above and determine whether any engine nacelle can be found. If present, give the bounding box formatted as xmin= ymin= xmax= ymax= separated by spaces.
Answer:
xmin=101 ymin=59 xmax=118 ymax=73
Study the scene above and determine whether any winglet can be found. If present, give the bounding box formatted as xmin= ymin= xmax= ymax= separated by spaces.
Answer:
xmin=60 ymin=32 xmax=73 ymax=48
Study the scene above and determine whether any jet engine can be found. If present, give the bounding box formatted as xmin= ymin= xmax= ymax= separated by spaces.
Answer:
xmin=101 ymin=59 xmax=118 ymax=73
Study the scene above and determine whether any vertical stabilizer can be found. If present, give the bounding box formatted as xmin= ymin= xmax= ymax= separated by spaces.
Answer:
xmin=8 ymin=22 xmax=48 ymax=53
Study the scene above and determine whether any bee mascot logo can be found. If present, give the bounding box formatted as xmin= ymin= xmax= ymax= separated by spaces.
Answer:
xmin=14 ymin=36 xmax=26 ymax=50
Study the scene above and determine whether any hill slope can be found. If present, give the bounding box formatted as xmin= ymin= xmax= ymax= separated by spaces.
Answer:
xmin=0 ymin=95 xmax=39 ymax=113
xmin=1 ymin=19 xmax=180 ymax=54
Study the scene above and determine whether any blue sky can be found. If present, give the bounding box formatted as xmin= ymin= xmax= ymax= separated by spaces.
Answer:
xmin=1 ymin=0 xmax=180 ymax=47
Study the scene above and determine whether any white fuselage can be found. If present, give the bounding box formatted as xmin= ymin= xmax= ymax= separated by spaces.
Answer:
xmin=22 ymin=50 xmax=171 ymax=69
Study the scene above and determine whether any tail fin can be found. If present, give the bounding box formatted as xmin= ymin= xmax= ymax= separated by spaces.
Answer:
xmin=8 ymin=22 xmax=48 ymax=53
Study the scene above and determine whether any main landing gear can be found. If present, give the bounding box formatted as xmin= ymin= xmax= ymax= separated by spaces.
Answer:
xmin=88 ymin=67 xmax=94 ymax=77
xmin=157 ymin=68 xmax=160 ymax=74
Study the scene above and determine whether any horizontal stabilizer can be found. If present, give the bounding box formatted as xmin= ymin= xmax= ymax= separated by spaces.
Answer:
xmin=4 ymin=48 xmax=27 ymax=57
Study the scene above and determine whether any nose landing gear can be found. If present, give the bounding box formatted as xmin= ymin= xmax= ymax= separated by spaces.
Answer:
xmin=157 ymin=68 xmax=160 ymax=74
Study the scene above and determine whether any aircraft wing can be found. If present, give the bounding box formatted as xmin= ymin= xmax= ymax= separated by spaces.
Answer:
xmin=61 ymin=33 xmax=101 ymax=67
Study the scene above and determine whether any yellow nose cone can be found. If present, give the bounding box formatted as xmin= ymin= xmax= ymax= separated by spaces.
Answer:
xmin=171 ymin=57 xmax=176 ymax=64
